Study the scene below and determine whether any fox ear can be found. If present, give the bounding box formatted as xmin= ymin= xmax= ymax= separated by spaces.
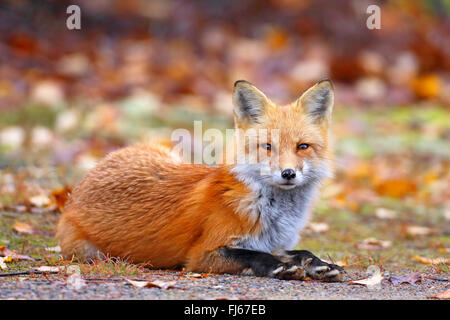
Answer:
xmin=233 ymin=80 xmax=271 ymax=125
xmin=296 ymin=79 xmax=334 ymax=124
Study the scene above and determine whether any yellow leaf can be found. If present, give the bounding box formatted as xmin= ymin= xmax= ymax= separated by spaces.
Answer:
xmin=413 ymin=256 xmax=450 ymax=265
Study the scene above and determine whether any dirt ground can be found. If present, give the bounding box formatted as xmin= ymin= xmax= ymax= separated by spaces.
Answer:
xmin=0 ymin=268 xmax=448 ymax=300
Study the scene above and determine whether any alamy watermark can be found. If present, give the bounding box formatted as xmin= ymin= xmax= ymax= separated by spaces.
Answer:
xmin=66 ymin=5 xmax=81 ymax=30
xmin=366 ymin=4 xmax=381 ymax=30
xmin=65 ymin=4 xmax=381 ymax=31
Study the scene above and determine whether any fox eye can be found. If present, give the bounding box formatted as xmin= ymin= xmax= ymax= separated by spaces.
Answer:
xmin=263 ymin=143 xmax=271 ymax=151
xmin=297 ymin=143 xmax=309 ymax=151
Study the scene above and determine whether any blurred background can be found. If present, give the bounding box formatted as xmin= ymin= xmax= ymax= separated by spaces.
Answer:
xmin=0 ymin=0 xmax=449 ymax=267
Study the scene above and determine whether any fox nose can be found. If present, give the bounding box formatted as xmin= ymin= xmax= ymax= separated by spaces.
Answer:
xmin=281 ymin=169 xmax=296 ymax=180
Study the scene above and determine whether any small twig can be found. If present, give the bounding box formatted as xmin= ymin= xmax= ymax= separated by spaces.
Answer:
xmin=83 ymin=277 xmax=124 ymax=282
xmin=0 ymin=270 xmax=59 ymax=277
xmin=425 ymin=276 xmax=450 ymax=282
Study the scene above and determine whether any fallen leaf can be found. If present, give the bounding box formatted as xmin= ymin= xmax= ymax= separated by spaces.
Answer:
xmin=29 ymin=194 xmax=51 ymax=207
xmin=0 ymin=126 xmax=25 ymax=149
xmin=13 ymin=221 xmax=38 ymax=235
xmin=307 ymin=222 xmax=329 ymax=233
xmin=185 ymin=273 xmax=208 ymax=278
xmin=350 ymin=266 xmax=383 ymax=287
xmin=411 ymin=74 xmax=441 ymax=99
xmin=185 ymin=273 xmax=202 ymax=278
xmin=375 ymin=179 xmax=416 ymax=198
xmin=126 ymin=279 xmax=176 ymax=289
xmin=35 ymin=266 xmax=62 ymax=272
xmin=357 ymin=237 xmax=392 ymax=250
xmin=429 ymin=289 xmax=450 ymax=300
xmin=0 ymin=257 xmax=7 ymax=270
xmin=413 ymin=256 xmax=450 ymax=265
xmin=0 ymin=246 xmax=34 ymax=261
xmin=350 ymin=273 xmax=383 ymax=287
xmin=45 ymin=245 xmax=62 ymax=253
xmin=35 ymin=265 xmax=80 ymax=274
xmin=388 ymin=273 xmax=422 ymax=285
xmin=405 ymin=225 xmax=433 ymax=237
xmin=375 ymin=208 xmax=397 ymax=219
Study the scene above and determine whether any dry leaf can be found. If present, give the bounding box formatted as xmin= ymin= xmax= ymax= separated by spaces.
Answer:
xmin=388 ymin=273 xmax=422 ymax=285
xmin=185 ymin=273 xmax=203 ymax=278
xmin=13 ymin=221 xmax=38 ymax=235
xmin=413 ymin=256 xmax=450 ymax=265
xmin=185 ymin=273 xmax=208 ymax=278
xmin=375 ymin=208 xmax=397 ymax=219
xmin=36 ymin=265 xmax=80 ymax=274
xmin=0 ymin=246 xmax=34 ymax=261
xmin=350 ymin=266 xmax=383 ymax=287
xmin=429 ymin=289 xmax=450 ymax=300
xmin=45 ymin=245 xmax=62 ymax=253
xmin=350 ymin=273 xmax=383 ymax=287
xmin=126 ymin=279 xmax=176 ymax=289
xmin=35 ymin=266 xmax=62 ymax=272
xmin=357 ymin=237 xmax=392 ymax=250
xmin=411 ymin=74 xmax=441 ymax=99
xmin=406 ymin=225 xmax=433 ymax=237
xmin=29 ymin=194 xmax=51 ymax=207
xmin=0 ymin=257 xmax=7 ymax=270
xmin=375 ymin=179 xmax=416 ymax=198
xmin=307 ymin=222 xmax=329 ymax=233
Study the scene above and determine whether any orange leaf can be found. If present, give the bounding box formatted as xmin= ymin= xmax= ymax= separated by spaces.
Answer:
xmin=411 ymin=74 xmax=441 ymax=99
xmin=375 ymin=179 xmax=416 ymax=198
xmin=13 ymin=221 xmax=38 ymax=234
xmin=51 ymin=186 xmax=72 ymax=212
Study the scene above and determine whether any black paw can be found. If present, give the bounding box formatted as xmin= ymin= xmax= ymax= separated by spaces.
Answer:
xmin=302 ymin=258 xmax=344 ymax=282
xmin=271 ymin=264 xmax=306 ymax=280
xmin=275 ymin=250 xmax=345 ymax=282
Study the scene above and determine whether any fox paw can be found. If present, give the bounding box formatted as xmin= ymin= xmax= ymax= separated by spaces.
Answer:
xmin=272 ymin=264 xmax=306 ymax=280
xmin=303 ymin=258 xmax=345 ymax=282
xmin=274 ymin=249 xmax=345 ymax=282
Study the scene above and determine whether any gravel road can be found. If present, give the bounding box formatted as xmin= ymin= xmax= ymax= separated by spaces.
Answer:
xmin=0 ymin=269 xmax=448 ymax=300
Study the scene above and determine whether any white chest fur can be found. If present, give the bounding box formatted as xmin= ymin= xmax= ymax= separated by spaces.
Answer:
xmin=233 ymin=183 xmax=318 ymax=253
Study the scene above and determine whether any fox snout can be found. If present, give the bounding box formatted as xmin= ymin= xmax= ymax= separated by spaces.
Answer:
xmin=281 ymin=169 xmax=296 ymax=180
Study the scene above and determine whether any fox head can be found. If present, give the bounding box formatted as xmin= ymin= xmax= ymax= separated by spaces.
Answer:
xmin=231 ymin=79 xmax=334 ymax=190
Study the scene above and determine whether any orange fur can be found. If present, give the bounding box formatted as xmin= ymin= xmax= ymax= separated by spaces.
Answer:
xmin=57 ymin=144 xmax=260 ymax=269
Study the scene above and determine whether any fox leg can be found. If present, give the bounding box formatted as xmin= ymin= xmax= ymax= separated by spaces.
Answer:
xmin=186 ymin=247 xmax=305 ymax=280
xmin=274 ymin=250 xmax=345 ymax=282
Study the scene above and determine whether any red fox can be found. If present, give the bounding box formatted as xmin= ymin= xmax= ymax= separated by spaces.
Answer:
xmin=56 ymin=79 xmax=344 ymax=281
